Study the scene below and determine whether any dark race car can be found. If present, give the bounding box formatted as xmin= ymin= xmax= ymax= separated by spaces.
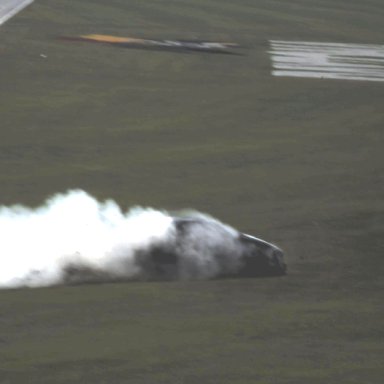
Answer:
xmin=134 ymin=217 xmax=287 ymax=280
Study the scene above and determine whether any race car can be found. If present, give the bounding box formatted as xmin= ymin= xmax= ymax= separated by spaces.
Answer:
xmin=135 ymin=217 xmax=287 ymax=280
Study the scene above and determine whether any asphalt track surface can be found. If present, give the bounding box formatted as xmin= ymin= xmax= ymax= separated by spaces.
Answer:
xmin=0 ymin=1 xmax=383 ymax=382
xmin=0 ymin=0 xmax=34 ymax=26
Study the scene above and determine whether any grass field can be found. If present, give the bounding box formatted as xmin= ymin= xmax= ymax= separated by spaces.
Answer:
xmin=0 ymin=0 xmax=383 ymax=382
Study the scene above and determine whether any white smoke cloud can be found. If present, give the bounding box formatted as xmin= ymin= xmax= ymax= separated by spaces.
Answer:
xmin=0 ymin=190 xmax=252 ymax=289
xmin=0 ymin=190 xmax=174 ymax=288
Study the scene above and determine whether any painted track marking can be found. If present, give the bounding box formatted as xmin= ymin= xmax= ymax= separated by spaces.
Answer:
xmin=0 ymin=0 xmax=34 ymax=26
xmin=270 ymin=40 xmax=384 ymax=82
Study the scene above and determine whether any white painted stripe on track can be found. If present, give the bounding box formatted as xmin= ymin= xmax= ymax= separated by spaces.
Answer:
xmin=0 ymin=0 xmax=34 ymax=26
xmin=270 ymin=41 xmax=384 ymax=82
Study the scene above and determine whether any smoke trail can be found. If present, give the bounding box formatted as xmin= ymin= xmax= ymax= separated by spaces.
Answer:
xmin=0 ymin=190 xmax=245 ymax=289
xmin=0 ymin=190 xmax=173 ymax=288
